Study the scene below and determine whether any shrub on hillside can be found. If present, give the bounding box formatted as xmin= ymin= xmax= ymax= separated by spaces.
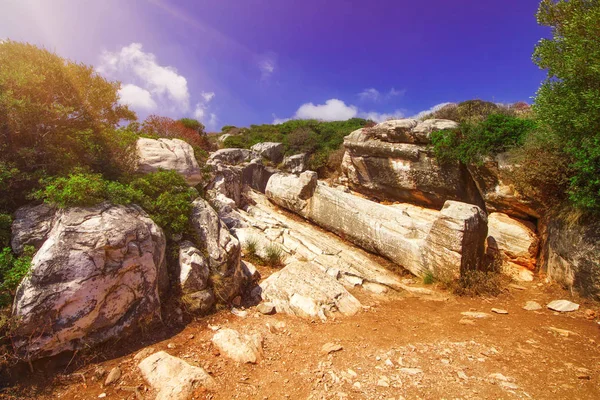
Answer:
xmin=0 ymin=246 xmax=35 ymax=307
xmin=0 ymin=40 xmax=136 ymax=213
xmin=533 ymin=0 xmax=600 ymax=211
xmin=431 ymin=114 xmax=537 ymax=164
xmin=422 ymin=100 xmax=517 ymax=124
xmin=34 ymin=170 xmax=197 ymax=234
xmin=141 ymin=115 xmax=211 ymax=162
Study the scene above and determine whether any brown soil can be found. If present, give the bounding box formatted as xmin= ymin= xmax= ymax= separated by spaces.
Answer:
xmin=2 ymin=279 xmax=599 ymax=400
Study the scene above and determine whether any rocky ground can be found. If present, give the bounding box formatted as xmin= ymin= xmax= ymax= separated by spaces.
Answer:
xmin=3 ymin=277 xmax=599 ymax=400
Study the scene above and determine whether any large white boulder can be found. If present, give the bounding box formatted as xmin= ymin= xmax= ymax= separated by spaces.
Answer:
xmin=12 ymin=203 xmax=167 ymax=360
xmin=282 ymin=153 xmax=308 ymax=174
xmin=136 ymin=138 xmax=203 ymax=186
xmin=11 ymin=203 xmax=56 ymax=254
xmin=266 ymin=173 xmax=488 ymax=280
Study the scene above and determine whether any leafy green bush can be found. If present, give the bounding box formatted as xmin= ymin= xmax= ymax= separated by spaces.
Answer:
xmin=431 ymin=114 xmax=537 ymax=165
xmin=0 ymin=246 xmax=35 ymax=307
xmin=34 ymin=170 xmax=197 ymax=234
xmin=0 ymin=215 xmax=11 ymax=249
xmin=421 ymin=100 xmax=518 ymax=124
xmin=533 ymin=0 xmax=600 ymax=210
xmin=223 ymin=135 xmax=248 ymax=149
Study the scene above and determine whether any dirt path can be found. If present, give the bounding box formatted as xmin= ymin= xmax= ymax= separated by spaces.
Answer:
xmin=5 ymin=279 xmax=599 ymax=400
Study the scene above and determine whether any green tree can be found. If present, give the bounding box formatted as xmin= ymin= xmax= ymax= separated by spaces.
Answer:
xmin=533 ymin=0 xmax=600 ymax=210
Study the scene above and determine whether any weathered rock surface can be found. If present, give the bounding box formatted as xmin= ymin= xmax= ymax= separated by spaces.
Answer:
xmin=523 ymin=301 xmax=542 ymax=311
xmin=190 ymin=198 xmax=243 ymax=302
xmin=212 ymin=328 xmax=263 ymax=363
xmin=12 ymin=204 xmax=167 ymax=360
xmin=136 ymin=138 xmax=203 ymax=186
xmin=266 ymin=172 xmax=487 ymax=280
xmin=257 ymin=261 xmax=362 ymax=320
xmin=468 ymin=153 xmax=540 ymax=220
xmin=341 ymin=120 xmax=483 ymax=208
xmin=250 ymin=142 xmax=284 ymax=164
xmin=11 ymin=203 xmax=56 ymax=254
xmin=208 ymin=148 xmax=257 ymax=166
xmin=178 ymin=240 xmax=210 ymax=293
xmin=540 ymin=215 xmax=600 ymax=300
xmin=282 ymin=153 xmax=308 ymax=174
xmin=487 ymin=213 xmax=539 ymax=281
xmin=138 ymin=351 xmax=216 ymax=400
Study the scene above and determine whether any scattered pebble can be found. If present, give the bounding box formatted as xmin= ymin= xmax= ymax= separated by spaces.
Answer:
xmin=231 ymin=308 xmax=249 ymax=318
xmin=167 ymin=343 xmax=176 ymax=349
xmin=400 ymin=368 xmax=423 ymax=375
xmin=321 ymin=342 xmax=343 ymax=355
xmin=98 ymin=394 xmax=106 ymax=399
xmin=459 ymin=318 xmax=476 ymax=325
xmin=491 ymin=308 xmax=508 ymax=315
xmin=257 ymin=302 xmax=276 ymax=315
xmin=461 ymin=311 xmax=491 ymax=319
xmin=523 ymin=301 xmax=542 ymax=311
xmin=104 ymin=366 xmax=121 ymax=386
xmin=547 ymin=326 xmax=577 ymax=337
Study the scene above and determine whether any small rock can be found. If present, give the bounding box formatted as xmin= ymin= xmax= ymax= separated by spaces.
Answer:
xmin=457 ymin=370 xmax=468 ymax=380
xmin=321 ymin=343 xmax=343 ymax=355
xmin=547 ymin=300 xmax=579 ymax=312
xmin=232 ymin=295 xmax=242 ymax=306
xmin=167 ymin=343 xmax=176 ymax=349
xmin=257 ymin=302 xmax=276 ymax=315
xmin=98 ymin=394 xmax=106 ymax=399
xmin=508 ymin=284 xmax=526 ymax=290
xmin=400 ymin=368 xmax=423 ymax=375
xmin=231 ymin=308 xmax=249 ymax=318
xmin=267 ymin=321 xmax=286 ymax=334
xmin=385 ymin=359 xmax=394 ymax=367
xmin=187 ymin=334 xmax=195 ymax=340
xmin=584 ymin=309 xmax=596 ymax=320
xmin=489 ymin=373 xmax=513 ymax=382
xmin=104 ymin=366 xmax=121 ymax=386
xmin=501 ymin=381 xmax=519 ymax=390
xmin=93 ymin=366 xmax=107 ymax=380
xmin=459 ymin=318 xmax=476 ymax=325
xmin=212 ymin=328 xmax=263 ymax=363
xmin=377 ymin=377 xmax=390 ymax=387
xmin=352 ymin=382 xmax=362 ymax=390
xmin=547 ymin=326 xmax=577 ymax=337
xmin=491 ymin=308 xmax=508 ymax=315
xmin=523 ymin=301 xmax=542 ymax=311
xmin=461 ymin=311 xmax=491 ymax=319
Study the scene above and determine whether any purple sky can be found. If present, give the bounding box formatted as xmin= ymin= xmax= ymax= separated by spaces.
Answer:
xmin=0 ymin=0 xmax=547 ymax=130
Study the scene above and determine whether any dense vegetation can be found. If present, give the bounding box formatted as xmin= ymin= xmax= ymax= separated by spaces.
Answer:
xmin=222 ymin=118 xmax=371 ymax=174
xmin=429 ymin=0 xmax=600 ymax=213
xmin=0 ymin=41 xmax=211 ymax=308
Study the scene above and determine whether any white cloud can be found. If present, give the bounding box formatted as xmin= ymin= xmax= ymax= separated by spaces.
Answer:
xmin=358 ymin=87 xmax=406 ymax=102
xmin=118 ymin=84 xmax=157 ymax=111
xmin=258 ymin=53 xmax=276 ymax=80
xmin=294 ymin=99 xmax=358 ymax=121
xmin=359 ymin=110 xmax=406 ymax=123
xmin=272 ymin=114 xmax=291 ymax=124
xmin=201 ymin=91 xmax=215 ymax=103
xmin=98 ymin=43 xmax=190 ymax=113
xmin=411 ymin=102 xmax=453 ymax=119
xmin=358 ymin=88 xmax=381 ymax=102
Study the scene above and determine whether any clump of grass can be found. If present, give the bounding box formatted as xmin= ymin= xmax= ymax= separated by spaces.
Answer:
xmin=243 ymin=237 xmax=259 ymax=258
xmin=422 ymin=270 xmax=435 ymax=285
xmin=264 ymin=243 xmax=285 ymax=268
xmin=451 ymin=270 xmax=506 ymax=297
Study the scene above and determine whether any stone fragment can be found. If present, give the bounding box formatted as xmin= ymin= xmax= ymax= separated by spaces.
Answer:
xmin=212 ymin=328 xmax=263 ymax=363
xmin=523 ymin=301 xmax=542 ymax=311
xmin=136 ymin=138 xmax=203 ymax=185
xmin=547 ymin=300 xmax=580 ymax=312
xmin=104 ymin=367 xmax=121 ymax=386
xmin=321 ymin=343 xmax=343 ymax=355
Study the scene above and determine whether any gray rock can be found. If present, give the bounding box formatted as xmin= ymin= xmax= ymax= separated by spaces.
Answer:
xmin=136 ymin=138 xmax=202 ymax=186
xmin=12 ymin=204 xmax=167 ymax=360
xmin=178 ymin=241 xmax=210 ymax=294
xmin=250 ymin=142 xmax=285 ymax=164
xmin=190 ymin=198 xmax=243 ymax=302
xmin=547 ymin=300 xmax=580 ymax=312
xmin=540 ymin=215 xmax=600 ymax=300
xmin=138 ymin=351 xmax=216 ymax=400
xmin=11 ymin=203 xmax=56 ymax=254
xmin=104 ymin=366 xmax=121 ymax=386
xmin=523 ymin=301 xmax=542 ymax=311
xmin=256 ymin=302 xmax=276 ymax=315
xmin=212 ymin=328 xmax=263 ymax=363
xmin=266 ymin=171 xmax=318 ymax=214
xmin=208 ymin=148 xmax=257 ymax=166
xmin=282 ymin=153 xmax=308 ymax=174
xmin=184 ymin=289 xmax=215 ymax=314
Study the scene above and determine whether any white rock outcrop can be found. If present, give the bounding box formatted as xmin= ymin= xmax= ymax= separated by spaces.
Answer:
xmin=212 ymin=328 xmax=263 ymax=363
xmin=138 ymin=351 xmax=216 ymax=400
xmin=136 ymin=138 xmax=203 ymax=186
xmin=282 ymin=153 xmax=308 ymax=174
xmin=250 ymin=142 xmax=284 ymax=164
xmin=10 ymin=203 xmax=56 ymax=254
xmin=340 ymin=119 xmax=483 ymax=208
xmin=266 ymin=172 xmax=487 ymax=280
xmin=12 ymin=204 xmax=167 ymax=360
